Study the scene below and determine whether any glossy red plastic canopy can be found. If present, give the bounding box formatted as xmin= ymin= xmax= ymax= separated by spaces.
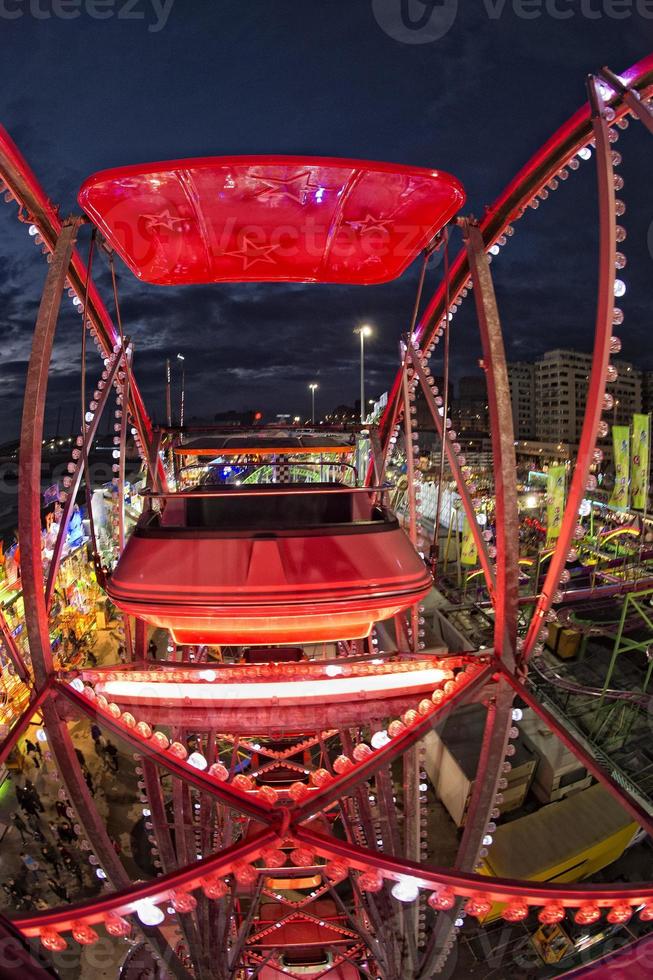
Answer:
xmin=78 ymin=155 xmax=465 ymax=286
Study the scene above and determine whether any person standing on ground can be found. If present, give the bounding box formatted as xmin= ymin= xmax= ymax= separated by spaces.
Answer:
xmin=11 ymin=812 xmax=29 ymax=843
xmin=147 ymin=639 xmax=157 ymax=660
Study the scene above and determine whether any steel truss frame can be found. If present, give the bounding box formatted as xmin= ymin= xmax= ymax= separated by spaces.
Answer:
xmin=2 ymin=55 xmax=653 ymax=979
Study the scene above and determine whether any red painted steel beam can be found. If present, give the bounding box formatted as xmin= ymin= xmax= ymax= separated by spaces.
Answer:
xmin=520 ymin=77 xmax=617 ymax=665
xmin=56 ymin=681 xmax=278 ymax=822
xmin=0 ymin=682 xmax=51 ymax=767
xmin=0 ymin=126 xmax=158 ymax=481
xmin=407 ymin=345 xmax=495 ymax=601
xmin=18 ymin=219 xmax=81 ymax=687
xmin=500 ymin=665 xmax=653 ymax=837
xmin=44 ymin=349 xmax=123 ymax=609
xmin=378 ymin=54 xmax=653 ymax=459
xmin=13 ymin=827 xmax=276 ymax=935
xmin=292 ymin=663 xmax=494 ymax=821
xmin=293 ymin=826 xmax=653 ymax=907
xmin=464 ymin=222 xmax=519 ymax=670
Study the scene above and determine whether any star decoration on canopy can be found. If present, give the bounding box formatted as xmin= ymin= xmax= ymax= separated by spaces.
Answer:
xmin=141 ymin=209 xmax=187 ymax=234
xmin=252 ymin=170 xmax=314 ymax=204
xmin=224 ymin=234 xmax=280 ymax=270
xmin=345 ymin=212 xmax=396 ymax=235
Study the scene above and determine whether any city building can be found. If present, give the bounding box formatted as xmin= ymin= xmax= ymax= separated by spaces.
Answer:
xmin=508 ymin=362 xmax=536 ymax=440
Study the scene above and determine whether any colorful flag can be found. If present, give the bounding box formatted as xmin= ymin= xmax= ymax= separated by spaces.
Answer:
xmin=461 ymin=515 xmax=478 ymax=566
xmin=546 ymin=466 xmax=566 ymax=544
xmin=631 ymin=414 xmax=650 ymax=511
xmin=610 ymin=425 xmax=630 ymax=509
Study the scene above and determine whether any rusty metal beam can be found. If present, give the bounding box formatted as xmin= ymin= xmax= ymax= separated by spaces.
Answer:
xmin=463 ymin=221 xmax=518 ymax=670
xmin=407 ymin=345 xmax=495 ymax=600
xmin=44 ymin=350 xmax=123 ymax=609
xmin=18 ymin=219 xmax=81 ymax=686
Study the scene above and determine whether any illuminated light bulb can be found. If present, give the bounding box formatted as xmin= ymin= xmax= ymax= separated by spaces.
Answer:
xmin=502 ymin=901 xmax=529 ymax=923
xmin=208 ymin=762 xmax=229 ymax=781
xmin=359 ymin=870 xmax=384 ymax=892
xmin=607 ymin=903 xmax=633 ymax=925
xmin=187 ymin=752 xmax=208 ymax=771
xmin=199 ymin=669 xmax=216 ymax=682
xmin=613 ymin=279 xmax=626 ymax=297
xmin=135 ymin=901 xmax=165 ymax=926
xmin=171 ymin=890 xmax=198 ymax=913
xmin=40 ymin=929 xmax=67 ymax=952
xmin=324 ymin=860 xmax=349 ymax=881
xmin=610 ymin=336 xmax=622 ymax=354
xmin=612 ymin=307 xmax=624 ymax=325
xmin=151 ymin=731 xmax=169 ymax=750
xmin=96 ymin=694 xmax=108 ymax=711
xmin=69 ymin=677 xmax=84 ymax=693
xmin=432 ymin=690 xmax=444 ymax=707
xmin=465 ymin=894 xmax=492 ymax=919
xmin=198 ymin=876 xmax=227 ymax=904
xmin=482 ymin=834 xmax=493 ymax=846
xmin=257 ymin=784 xmax=278 ymax=805
xmin=371 ymin=730 xmax=390 ymax=750
xmin=615 ymin=251 xmax=626 ymax=269
xmin=538 ymin=903 xmax=565 ymax=925
xmin=168 ymin=742 xmax=188 ymax=760
xmin=96 ymin=868 xmax=107 ymax=879
xmin=232 ymin=773 xmax=254 ymax=792
xmin=417 ymin=698 xmax=432 ymax=716
xmin=392 ymin=878 xmax=420 ymax=903
xmin=593 ymin=448 xmax=603 ymax=465
xmin=135 ymin=721 xmax=152 ymax=740
xmin=121 ymin=712 xmax=136 ymax=729
xmin=602 ymin=393 xmax=614 ymax=412
xmin=233 ymin=862 xmax=258 ymax=885
xmin=309 ymin=768 xmax=332 ymax=788
xmin=353 ymin=742 xmax=373 ymax=762
xmin=104 ymin=913 xmax=131 ymax=937
xmin=606 ymin=364 xmax=618 ymax=383
xmin=333 ymin=754 xmax=354 ymax=774
xmin=261 ymin=848 xmax=286 ymax=868
xmin=638 ymin=902 xmax=653 ymax=921
xmin=325 ymin=664 xmax=342 ymax=677
xmin=290 ymin=847 xmax=315 ymax=867
xmin=574 ymin=903 xmax=601 ymax=925
xmin=428 ymin=887 xmax=455 ymax=911
xmin=284 ymin=777 xmax=311 ymax=802
xmin=107 ymin=702 xmax=121 ymax=719
xmin=596 ymin=421 xmax=609 ymax=439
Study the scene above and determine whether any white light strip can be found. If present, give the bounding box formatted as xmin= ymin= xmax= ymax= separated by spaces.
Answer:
xmin=97 ymin=668 xmax=447 ymax=706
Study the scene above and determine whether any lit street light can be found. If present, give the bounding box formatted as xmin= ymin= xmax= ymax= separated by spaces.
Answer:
xmin=354 ymin=325 xmax=372 ymax=424
xmin=309 ymin=383 xmax=318 ymax=425
xmin=177 ymin=353 xmax=185 ymax=427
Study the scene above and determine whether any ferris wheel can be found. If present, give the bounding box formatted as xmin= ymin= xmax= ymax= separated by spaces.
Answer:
xmin=0 ymin=55 xmax=652 ymax=980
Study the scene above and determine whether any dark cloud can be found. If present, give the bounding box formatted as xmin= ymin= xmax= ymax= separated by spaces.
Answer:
xmin=0 ymin=5 xmax=651 ymax=440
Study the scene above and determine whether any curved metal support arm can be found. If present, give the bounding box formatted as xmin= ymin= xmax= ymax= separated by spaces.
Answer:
xmin=520 ymin=76 xmax=617 ymax=667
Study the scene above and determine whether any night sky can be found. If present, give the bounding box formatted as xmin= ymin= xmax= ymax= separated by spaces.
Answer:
xmin=1 ymin=3 xmax=652 ymax=439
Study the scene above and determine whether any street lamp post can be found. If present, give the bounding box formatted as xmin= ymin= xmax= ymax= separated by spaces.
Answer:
xmin=309 ymin=383 xmax=318 ymax=425
xmin=177 ymin=353 xmax=185 ymax=427
xmin=354 ymin=325 xmax=372 ymax=424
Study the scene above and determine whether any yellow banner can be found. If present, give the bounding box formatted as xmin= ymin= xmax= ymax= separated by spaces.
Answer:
xmin=631 ymin=414 xmax=650 ymax=511
xmin=610 ymin=425 xmax=630 ymax=509
xmin=461 ymin=516 xmax=478 ymax=566
xmin=546 ymin=466 xmax=566 ymax=544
